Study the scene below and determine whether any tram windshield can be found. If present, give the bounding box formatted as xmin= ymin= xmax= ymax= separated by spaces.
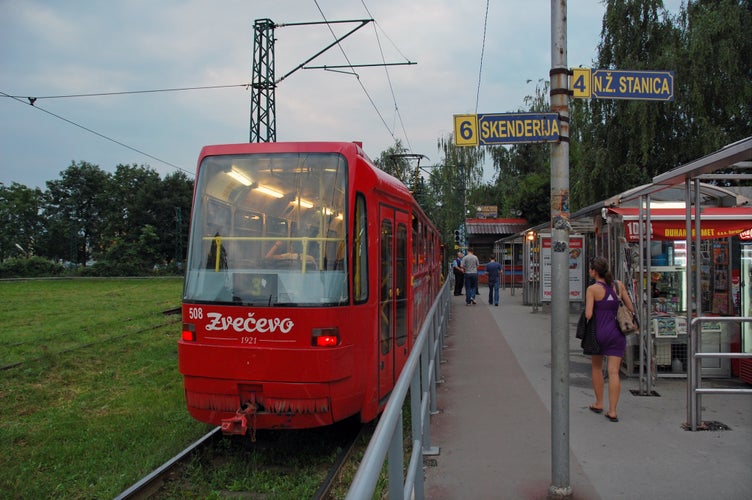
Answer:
xmin=184 ymin=152 xmax=348 ymax=306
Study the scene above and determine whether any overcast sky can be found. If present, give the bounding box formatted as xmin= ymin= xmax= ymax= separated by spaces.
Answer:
xmin=1 ymin=0 xmax=683 ymax=189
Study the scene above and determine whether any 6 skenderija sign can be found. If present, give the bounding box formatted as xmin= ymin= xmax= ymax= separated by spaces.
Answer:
xmin=454 ymin=113 xmax=560 ymax=147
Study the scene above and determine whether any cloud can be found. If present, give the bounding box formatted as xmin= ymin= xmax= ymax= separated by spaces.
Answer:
xmin=1 ymin=0 xmax=679 ymax=189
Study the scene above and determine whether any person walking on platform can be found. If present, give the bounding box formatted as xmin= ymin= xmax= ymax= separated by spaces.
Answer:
xmin=485 ymin=255 xmax=502 ymax=306
xmin=585 ymin=256 xmax=635 ymax=422
xmin=452 ymin=252 xmax=464 ymax=296
xmin=461 ymin=248 xmax=479 ymax=305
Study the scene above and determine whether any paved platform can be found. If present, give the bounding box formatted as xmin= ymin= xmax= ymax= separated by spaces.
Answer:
xmin=425 ymin=288 xmax=752 ymax=499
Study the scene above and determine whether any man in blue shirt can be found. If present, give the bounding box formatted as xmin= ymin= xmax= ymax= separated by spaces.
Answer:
xmin=485 ymin=255 xmax=502 ymax=306
xmin=452 ymin=252 xmax=464 ymax=296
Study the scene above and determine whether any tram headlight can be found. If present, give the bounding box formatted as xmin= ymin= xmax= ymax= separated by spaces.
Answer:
xmin=312 ymin=327 xmax=340 ymax=347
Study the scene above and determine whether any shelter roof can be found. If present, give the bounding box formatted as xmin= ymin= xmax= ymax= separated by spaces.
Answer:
xmin=652 ymin=136 xmax=752 ymax=187
xmin=608 ymin=206 xmax=752 ymax=241
xmin=465 ymin=218 xmax=528 ymax=235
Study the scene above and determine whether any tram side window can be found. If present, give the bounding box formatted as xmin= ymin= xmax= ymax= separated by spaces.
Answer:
xmin=395 ymin=223 xmax=408 ymax=347
xmin=354 ymin=193 xmax=368 ymax=303
xmin=412 ymin=214 xmax=419 ymax=273
xmin=420 ymin=223 xmax=427 ymax=268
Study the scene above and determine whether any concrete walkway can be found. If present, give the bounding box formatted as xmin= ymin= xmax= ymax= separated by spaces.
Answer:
xmin=424 ymin=288 xmax=752 ymax=499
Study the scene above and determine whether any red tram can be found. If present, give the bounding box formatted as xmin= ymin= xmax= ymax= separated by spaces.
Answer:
xmin=178 ymin=141 xmax=442 ymax=432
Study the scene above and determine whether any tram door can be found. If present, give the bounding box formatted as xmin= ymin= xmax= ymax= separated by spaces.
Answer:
xmin=378 ymin=205 xmax=410 ymax=403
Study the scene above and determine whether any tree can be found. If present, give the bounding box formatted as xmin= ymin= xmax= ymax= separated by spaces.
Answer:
xmin=0 ymin=161 xmax=194 ymax=275
xmin=432 ymin=135 xmax=485 ymax=246
xmin=44 ymin=162 xmax=111 ymax=265
xmin=488 ymin=142 xmax=551 ymax=226
xmin=373 ymin=140 xmax=413 ymax=184
xmin=87 ymin=165 xmax=194 ymax=271
xmin=570 ymin=0 xmax=683 ymax=208
xmin=679 ymin=0 xmax=752 ymax=157
xmin=0 ymin=182 xmax=44 ymax=260
xmin=103 ymin=164 xmax=162 ymax=240
xmin=152 ymin=171 xmax=194 ymax=266
xmin=485 ymin=80 xmax=552 ymax=225
xmin=91 ymin=224 xmax=161 ymax=276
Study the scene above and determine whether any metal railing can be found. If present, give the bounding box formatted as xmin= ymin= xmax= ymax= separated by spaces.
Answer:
xmin=346 ymin=279 xmax=450 ymax=499
xmin=687 ymin=316 xmax=752 ymax=431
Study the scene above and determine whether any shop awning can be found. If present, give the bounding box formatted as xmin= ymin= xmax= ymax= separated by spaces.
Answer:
xmin=609 ymin=207 xmax=752 ymax=241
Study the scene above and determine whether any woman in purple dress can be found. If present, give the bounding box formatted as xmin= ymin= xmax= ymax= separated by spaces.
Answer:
xmin=585 ymin=256 xmax=635 ymax=422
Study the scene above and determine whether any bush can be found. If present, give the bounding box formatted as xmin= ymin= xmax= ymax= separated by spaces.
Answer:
xmin=78 ymin=260 xmax=148 ymax=277
xmin=0 ymin=257 xmax=65 ymax=278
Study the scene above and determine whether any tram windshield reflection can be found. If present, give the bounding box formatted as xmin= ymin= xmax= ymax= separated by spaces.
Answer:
xmin=184 ymin=152 xmax=348 ymax=306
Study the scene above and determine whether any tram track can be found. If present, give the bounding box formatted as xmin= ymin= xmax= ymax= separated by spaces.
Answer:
xmin=0 ymin=308 xmax=181 ymax=371
xmin=116 ymin=419 xmax=368 ymax=499
xmin=114 ymin=427 xmax=222 ymax=499
xmin=312 ymin=421 xmax=370 ymax=499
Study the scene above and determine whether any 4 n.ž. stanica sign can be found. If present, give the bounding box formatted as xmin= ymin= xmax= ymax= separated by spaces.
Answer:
xmin=571 ymin=68 xmax=674 ymax=101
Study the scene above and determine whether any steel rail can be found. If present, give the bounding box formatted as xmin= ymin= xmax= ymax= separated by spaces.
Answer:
xmin=114 ymin=427 xmax=221 ymax=499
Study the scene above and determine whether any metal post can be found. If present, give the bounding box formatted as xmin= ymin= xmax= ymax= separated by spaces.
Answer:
xmin=528 ymin=231 xmax=539 ymax=312
xmin=639 ymin=194 xmax=656 ymax=395
xmin=511 ymin=242 xmax=516 ymax=296
xmin=639 ymin=197 xmax=647 ymax=393
xmin=387 ymin=410 xmax=404 ymax=500
xmin=646 ymin=195 xmax=655 ymax=393
xmin=250 ymin=19 xmax=276 ymax=143
xmin=690 ymin=178 xmax=703 ymax=429
xmin=549 ymin=1 xmax=571 ymax=497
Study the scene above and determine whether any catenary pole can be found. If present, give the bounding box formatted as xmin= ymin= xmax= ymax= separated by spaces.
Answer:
xmin=549 ymin=1 xmax=572 ymax=498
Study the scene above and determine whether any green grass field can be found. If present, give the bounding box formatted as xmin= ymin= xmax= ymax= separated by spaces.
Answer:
xmin=0 ymin=278 xmax=211 ymax=498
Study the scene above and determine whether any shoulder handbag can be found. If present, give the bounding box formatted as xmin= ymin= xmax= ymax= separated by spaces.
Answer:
xmin=614 ymin=281 xmax=639 ymax=335
xmin=576 ymin=310 xmax=587 ymax=339
xmin=578 ymin=310 xmax=600 ymax=355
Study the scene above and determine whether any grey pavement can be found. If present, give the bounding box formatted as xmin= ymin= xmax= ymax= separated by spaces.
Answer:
xmin=425 ymin=287 xmax=752 ymax=499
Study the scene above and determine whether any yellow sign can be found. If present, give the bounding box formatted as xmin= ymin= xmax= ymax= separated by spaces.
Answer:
xmin=570 ymin=68 xmax=592 ymax=98
xmin=571 ymin=67 xmax=674 ymax=101
xmin=453 ymin=114 xmax=479 ymax=146
xmin=454 ymin=113 xmax=559 ymax=146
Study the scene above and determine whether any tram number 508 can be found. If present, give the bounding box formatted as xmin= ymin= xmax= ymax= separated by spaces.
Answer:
xmin=188 ymin=307 xmax=203 ymax=320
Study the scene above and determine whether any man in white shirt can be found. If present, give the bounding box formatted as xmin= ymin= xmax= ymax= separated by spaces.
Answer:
xmin=461 ymin=249 xmax=479 ymax=305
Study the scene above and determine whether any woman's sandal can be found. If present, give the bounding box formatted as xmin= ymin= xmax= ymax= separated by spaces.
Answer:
xmin=589 ymin=405 xmax=603 ymax=414
xmin=605 ymin=413 xmax=619 ymax=422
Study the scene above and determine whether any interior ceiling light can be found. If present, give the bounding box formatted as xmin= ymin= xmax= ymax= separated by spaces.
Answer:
xmin=227 ymin=169 xmax=252 ymax=186
xmin=255 ymin=184 xmax=284 ymax=198
xmin=323 ymin=207 xmax=344 ymax=220
xmin=292 ymin=197 xmax=314 ymax=208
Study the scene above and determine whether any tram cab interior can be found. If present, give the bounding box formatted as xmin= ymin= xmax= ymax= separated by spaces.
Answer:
xmin=184 ymin=151 xmax=349 ymax=307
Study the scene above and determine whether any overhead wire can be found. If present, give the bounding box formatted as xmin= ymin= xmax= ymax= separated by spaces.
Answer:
xmin=361 ymin=0 xmax=413 ymax=153
xmin=475 ymin=0 xmax=491 ymax=114
xmin=1 ymin=90 xmax=194 ymax=177
xmin=3 ymin=2 xmax=419 ymax=175
xmin=312 ymin=0 xmax=400 ymax=147
xmin=4 ymin=83 xmax=250 ymax=101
